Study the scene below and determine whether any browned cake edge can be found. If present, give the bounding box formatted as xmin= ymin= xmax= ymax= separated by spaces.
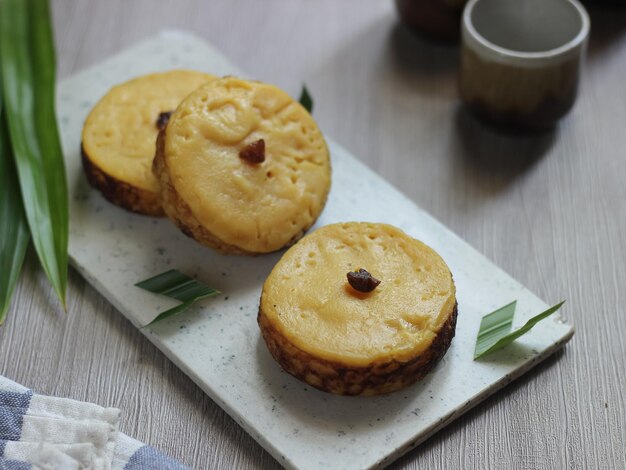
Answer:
xmin=258 ymin=300 xmax=458 ymax=396
xmin=152 ymin=127 xmax=325 ymax=255
xmin=81 ymin=144 xmax=164 ymax=217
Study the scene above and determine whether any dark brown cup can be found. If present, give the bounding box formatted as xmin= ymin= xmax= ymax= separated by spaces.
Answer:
xmin=459 ymin=0 xmax=590 ymax=130
xmin=395 ymin=0 xmax=468 ymax=41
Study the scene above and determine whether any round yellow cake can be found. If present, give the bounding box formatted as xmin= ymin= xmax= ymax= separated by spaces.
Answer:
xmin=258 ymin=222 xmax=458 ymax=396
xmin=153 ymin=77 xmax=331 ymax=254
xmin=82 ymin=70 xmax=216 ymax=216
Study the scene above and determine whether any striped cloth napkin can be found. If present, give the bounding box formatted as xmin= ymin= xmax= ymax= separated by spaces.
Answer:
xmin=0 ymin=375 xmax=191 ymax=469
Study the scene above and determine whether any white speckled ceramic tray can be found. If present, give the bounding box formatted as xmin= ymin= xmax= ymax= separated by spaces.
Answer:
xmin=58 ymin=31 xmax=574 ymax=470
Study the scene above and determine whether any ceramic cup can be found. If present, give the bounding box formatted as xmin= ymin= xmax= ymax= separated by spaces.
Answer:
xmin=395 ymin=0 xmax=468 ymax=41
xmin=459 ymin=0 xmax=590 ymax=130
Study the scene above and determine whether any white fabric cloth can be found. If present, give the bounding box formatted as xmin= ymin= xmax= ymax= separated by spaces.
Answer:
xmin=0 ymin=375 xmax=191 ymax=470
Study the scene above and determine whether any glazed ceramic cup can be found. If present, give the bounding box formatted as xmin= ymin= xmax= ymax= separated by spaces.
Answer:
xmin=395 ymin=0 xmax=468 ymax=41
xmin=459 ymin=0 xmax=590 ymax=130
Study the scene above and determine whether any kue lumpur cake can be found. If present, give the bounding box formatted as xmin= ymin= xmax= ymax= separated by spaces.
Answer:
xmin=259 ymin=222 xmax=458 ymax=396
xmin=82 ymin=70 xmax=216 ymax=216
xmin=153 ymin=76 xmax=331 ymax=254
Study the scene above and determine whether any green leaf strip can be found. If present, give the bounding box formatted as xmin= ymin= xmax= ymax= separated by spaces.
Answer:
xmin=30 ymin=0 xmax=69 ymax=294
xmin=135 ymin=269 xmax=221 ymax=326
xmin=298 ymin=84 xmax=313 ymax=114
xmin=0 ymin=0 xmax=68 ymax=308
xmin=474 ymin=300 xmax=516 ymax=358
xmin=143 ymin=300 xmax=196 ymax=327
xmin=474 ymin=300 xmax=566 ymax=359
xmin=0 ymin=104 xmax=30 ymax=324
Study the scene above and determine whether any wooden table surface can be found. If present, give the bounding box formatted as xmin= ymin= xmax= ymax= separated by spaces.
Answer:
xmin=1 ymin=1 xmax=625 ymax=468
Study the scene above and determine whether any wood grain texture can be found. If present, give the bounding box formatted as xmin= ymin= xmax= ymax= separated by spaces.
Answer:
xmin=1 ymin=1 xmax=625 ymax=468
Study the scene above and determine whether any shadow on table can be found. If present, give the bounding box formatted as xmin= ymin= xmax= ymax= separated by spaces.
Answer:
xmin=449 ymin=107 xmax=557 ymax=197
xmin=255 ymin=335 xmax=448 ymax=430
xmin=385 ymin=22 xmax=459 ymax=97
xmin=334 ymin=17 xmax=555 ymax=199
xmin=387 ymin=346 xmax=571 ymax=469
xmin=312 ymin=14 xmax=459 ymax=101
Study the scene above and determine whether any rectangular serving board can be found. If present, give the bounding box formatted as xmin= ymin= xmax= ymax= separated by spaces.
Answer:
xmin=58 ymin=31 xmax=574 ymax=470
